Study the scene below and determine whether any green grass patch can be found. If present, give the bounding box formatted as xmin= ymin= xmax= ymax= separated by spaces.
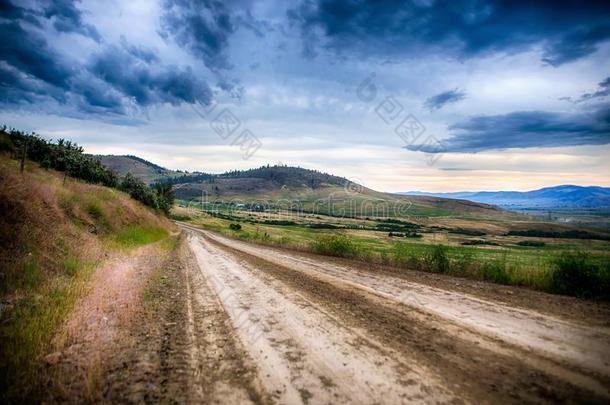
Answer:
xmin=310 ymin=234 xmax=361 ymax=258
xmin=169 ymin=213 xmax=192 ymax=221
xmin=87 ymin=201 xmax=105 ymax=221
xmin=112 ymin=225 xmax=168 ymax=248
xmin=550 ymin=252 xmax=610 ymax=299
xmin=0 ymin=259 xmax=94 ymax=399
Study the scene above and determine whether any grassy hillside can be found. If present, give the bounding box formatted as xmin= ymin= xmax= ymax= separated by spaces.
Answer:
xmin=0 ymin=155 xmax=173 ymax=399
xmin=96 ymin=155 xmax=179 ymax=183
xmin=168 ymin=164 xmax=515 ymax=220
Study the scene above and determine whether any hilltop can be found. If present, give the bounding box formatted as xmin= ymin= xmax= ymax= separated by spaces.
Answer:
xmin=100 ymin=157 xmax=514 ymax=219
xmin=95 ymin=155 xmax=179 ymax=183
xmin=141 ymin=162 xmax=511 ymax=219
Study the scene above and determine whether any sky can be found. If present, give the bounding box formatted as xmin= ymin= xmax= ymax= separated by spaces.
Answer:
xmin=1 ymin=0 xmax=609 ymax=192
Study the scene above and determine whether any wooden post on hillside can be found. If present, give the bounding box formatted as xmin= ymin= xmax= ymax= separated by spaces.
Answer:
xmin=20 ymin=140 xmax=27 ymax=173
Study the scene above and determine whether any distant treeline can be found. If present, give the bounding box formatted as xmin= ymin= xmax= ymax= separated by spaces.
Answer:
xmin=1 ymin=127 xmax=174 ymax=214
xmin=159 ymin=164 xmax=348 ymax=190
xmin=507 ymin=229 xmax=610 ymax=241
xmin=220 ymin=165 xmax=347 ymax=189
xmin=161 ymin=172 xmax=215 ymax=185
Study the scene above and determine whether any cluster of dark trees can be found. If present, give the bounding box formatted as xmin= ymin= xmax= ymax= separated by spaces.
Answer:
xmin=1 ymin=127 xmax=174 ymax=214
xmin=220 ymin=164 xmax=346 ymax=189
xmin=161 ymin=172 xmax=215 ymax=185
xmin=507 ymin=229 xmax=609 ymax=241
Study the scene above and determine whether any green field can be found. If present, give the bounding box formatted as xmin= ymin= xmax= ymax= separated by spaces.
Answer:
xmin=173 ymin=201 xmax=610 ymax=299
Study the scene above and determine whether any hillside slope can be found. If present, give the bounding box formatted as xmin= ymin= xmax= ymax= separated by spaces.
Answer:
xmin=96 ymin=155 xmax=178 ymax=183
xmin=168 ymin=165 xmax=512 ymax=219
xmin=0 ymin=155 xmax=172 ymax=400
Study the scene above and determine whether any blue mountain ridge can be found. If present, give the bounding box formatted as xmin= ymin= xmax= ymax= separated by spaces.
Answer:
xmin=398 ymin=185 xmax=610 ymax=209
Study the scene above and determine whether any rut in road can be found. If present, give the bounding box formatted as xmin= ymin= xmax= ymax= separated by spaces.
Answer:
xmin=183 ymin=226 xmax=610 ymax=403
xmin=199 ymin=227 xmax=610 ymax=379
xmin=188 ymin=232 xmax=454 ymax=404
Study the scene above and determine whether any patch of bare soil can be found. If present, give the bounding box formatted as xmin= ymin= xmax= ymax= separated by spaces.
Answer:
xmin=43 ymin=234 xmax=267 ymax=404
xmin=42 ymin=242 xmax=170 ymax=403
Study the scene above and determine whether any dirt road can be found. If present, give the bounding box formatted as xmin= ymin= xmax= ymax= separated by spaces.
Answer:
xmin=179 ymin=224 xmax=610 ymax=404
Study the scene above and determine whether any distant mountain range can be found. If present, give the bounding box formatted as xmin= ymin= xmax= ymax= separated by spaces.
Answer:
xmin=399 ymin=185 xmax=610 ymax=209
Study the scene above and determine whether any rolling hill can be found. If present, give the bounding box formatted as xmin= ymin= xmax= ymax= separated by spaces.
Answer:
xmin=169 ymin=165 xmax=513 ymax=218
xmin=400 ymin=185 xmax=610 ymax=209
xmin=95 ymin=155 xmax=179 ymax=183
xmin=98 ymin=159 xmax=514 ymax=220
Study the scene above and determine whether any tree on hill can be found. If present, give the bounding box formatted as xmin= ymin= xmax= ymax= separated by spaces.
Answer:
xmin=2 ymin=127 xmax=172 ymax=215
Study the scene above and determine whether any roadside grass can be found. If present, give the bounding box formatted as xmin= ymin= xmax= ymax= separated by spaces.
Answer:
xmin=550 ymin=252 xmax=610 ymax=299
xmin=0 ymin=257 xmax=95 ymax=399
xmin=0 ymin=157 xmax=174 ymax=400
xmin=110 ymin=225 xmax=169 ymax=248
xmin=182 ymin=210 xmax=610 ymax=299
xmin=311 ymin=234 xmax=360 ymax=258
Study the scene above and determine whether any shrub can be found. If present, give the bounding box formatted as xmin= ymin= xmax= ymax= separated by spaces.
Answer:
xmin=392 ymin=242 xmax=419 ymax=267
xmin=516 ymin=240 xmax=546 ymax=247
xmin=2 ymin=128 xmax=176 ymax=215
xmin=480 ymin=255 xmax=511 ymax=284
xmin=120 ymin=173 xmax=158 ymax=209
xmin=449 ymin=228 xmax=486 ymax=236
xmin=311 ymin=234 xmax=359 ymax=258
xmin=152 ymin=183 xmax=175 ymax=214
xmin=508 ymin=229 xmax=609 ymax=242
xmin=461 ymin=239 xmax=498 ymax=246
xmin=0 ymin=132 xmax=13 ymax=152
xmin=550 ymin=252 xmax=610 ymax=299
xmin=425 ymin=245 xmax=450 ymax=273
xmin=229 ymin=223 xmax=242 ymax=231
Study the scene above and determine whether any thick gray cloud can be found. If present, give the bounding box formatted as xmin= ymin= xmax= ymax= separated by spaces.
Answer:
xmin=289 ymin=0 xmax=610 ymax=66
xmin=160 ymin=0 xmax=235 ymax=70
xmin=424 ymin=89 xmax=466 ymax=110
xmin=88 ymin=44 xmax=212 ymax=107
xmin=407 ymin=103 xmax=610 ymax=153
xmin=0 ymin=0 xmax=214 ymax=119
xmin=0 ymin=20 xmax=75 ymax=90
xmin=43 ymin=0 xmax=101 ymax=41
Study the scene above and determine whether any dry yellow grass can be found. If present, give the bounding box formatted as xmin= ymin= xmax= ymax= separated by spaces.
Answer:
xmin=0 ymin=155 xmax=172 ymax=401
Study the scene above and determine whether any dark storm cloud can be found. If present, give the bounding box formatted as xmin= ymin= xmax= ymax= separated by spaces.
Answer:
xmin=0 ymin=62 xmax=67 ymax=104
xmin=160 ymin=0 xmax=236 ymax=69
xmin=424 ymin=89 xmax=466 ymax=110
xmin=289 ymin=0 xmax=610 ymax=65
xmin=0 ymin=0 xmax=213 ymax=118
xmin=0 ymin=20 xmax=74 ymax=90
xmin=406 ymin=104 xmax=610 ymax=153
xmin=43 ymin=0 xmax=101 ymax=41
xmin=89 ymin=44 xmax=213 ymax=107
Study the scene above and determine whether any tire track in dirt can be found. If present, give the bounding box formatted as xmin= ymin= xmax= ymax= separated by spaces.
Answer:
xmin=198 ymin=227 xmax=610 ymax=381
xmin=187 ymin=231 xmax=457 ymax=404
xmin=182 ymin=225 xmax=610 ymax=403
